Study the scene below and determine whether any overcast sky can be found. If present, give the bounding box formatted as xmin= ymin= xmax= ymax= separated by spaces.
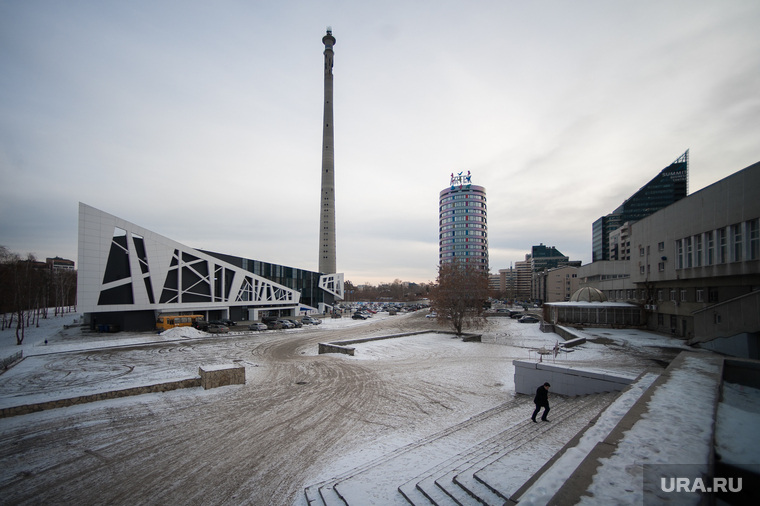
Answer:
xmin=2 ymin=0 xmax=759 ymax=284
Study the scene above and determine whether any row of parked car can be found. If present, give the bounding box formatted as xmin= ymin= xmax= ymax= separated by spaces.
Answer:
xmin=250 ymin=316 xmax=323 ymax=331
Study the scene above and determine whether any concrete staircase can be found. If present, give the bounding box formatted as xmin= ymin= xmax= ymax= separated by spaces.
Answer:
xmin=304 ymin=391 xmax=619 ymax=505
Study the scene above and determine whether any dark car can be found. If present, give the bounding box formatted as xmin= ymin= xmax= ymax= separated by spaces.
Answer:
xmin=219 ymin=319 xmax=236 ymax=327
xmin=266 ymin=321 xmax=283 ymax=330
xmin=277 ymin=319 xmax=295 ymax=329
xmin=285 ymin=319 xmax=302 ymax=328
xmin=352 ymin=313 xmax=369 ymax=320
xmin=518 ymin=315 xmax=539 ymax=323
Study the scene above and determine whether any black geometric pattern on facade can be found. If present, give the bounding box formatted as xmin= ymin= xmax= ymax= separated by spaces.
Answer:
xmin=103 ymin=228 xmax=131 ymax=284
xmin=98 ymin=283 xmax=134 ymax=305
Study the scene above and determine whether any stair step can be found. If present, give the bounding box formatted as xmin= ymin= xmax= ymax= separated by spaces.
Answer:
xmin=431 ymin=394 xmax=613 ymax=505
xmin=318 ymin=398 xmax=532 ymax=505
xmin=513 ymin=372 xmax=660 ymax=504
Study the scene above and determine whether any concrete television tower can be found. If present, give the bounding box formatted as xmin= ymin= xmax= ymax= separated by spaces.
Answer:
xmin=319 ymin=27 xmax=337 ymax=274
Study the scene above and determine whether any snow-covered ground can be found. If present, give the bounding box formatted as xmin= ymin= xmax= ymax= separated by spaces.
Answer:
xmin=0 ymin=311 xmax=715 ymax=504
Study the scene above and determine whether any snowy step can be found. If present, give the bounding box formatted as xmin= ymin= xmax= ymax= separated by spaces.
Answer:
xmin=426 ymin=394 xmax=614 ymax=505
xmin=307 ymin=397 xmax=532 ymax=505
xmin=471 ymin=392 xmax=619 ymax=503
xmin=513 ymin=371 xmax=660 ymax=504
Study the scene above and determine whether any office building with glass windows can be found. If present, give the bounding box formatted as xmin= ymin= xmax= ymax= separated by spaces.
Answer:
xmin=438 ymin=172 xmax=488 ymax=271
xmin=593 ymin=150 xmax=689 ymax=262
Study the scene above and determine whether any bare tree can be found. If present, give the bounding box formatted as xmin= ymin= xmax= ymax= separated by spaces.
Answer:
xmin=430 ymin=260 xmax=490 ymax=335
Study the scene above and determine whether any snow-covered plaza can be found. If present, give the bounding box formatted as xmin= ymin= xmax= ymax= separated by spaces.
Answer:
xmin=0 ymin=311 xmax=756 ymax=505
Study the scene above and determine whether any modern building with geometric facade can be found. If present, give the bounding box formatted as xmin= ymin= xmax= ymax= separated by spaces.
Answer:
xmin=438 ymin=172 xmax=488 ymax=271
xmin=77 ymin=203 xmax=343 ymax=331
xmin=593 ymin=150 xmax=689 ymax=262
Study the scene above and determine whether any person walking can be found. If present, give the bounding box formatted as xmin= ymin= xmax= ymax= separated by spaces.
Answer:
xmin=532 ymin=382 xmax=551 ymax=422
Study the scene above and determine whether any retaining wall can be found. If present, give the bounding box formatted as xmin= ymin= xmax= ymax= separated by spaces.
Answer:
xmin=0 ymin=377 xmax=201 ymax=418
xmin=514 ymin=360 xmax=636 ymax=396
xmin=318 ymin=331 xmax=481 ymax=356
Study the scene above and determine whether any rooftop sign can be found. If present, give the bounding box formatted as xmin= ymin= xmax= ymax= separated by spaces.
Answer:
xmin=450 ymin=171 xmax=472 ymax=190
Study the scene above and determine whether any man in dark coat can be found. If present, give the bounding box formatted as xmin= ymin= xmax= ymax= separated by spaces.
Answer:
xmin=532 ymin=382 xmax=551 ymax=422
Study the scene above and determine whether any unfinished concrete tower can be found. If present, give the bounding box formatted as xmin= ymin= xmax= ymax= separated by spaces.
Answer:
xmin=318 ymin=27 xmax=337 ymax=274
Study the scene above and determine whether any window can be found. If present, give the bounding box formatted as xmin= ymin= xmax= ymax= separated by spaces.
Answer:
xmin=714 ymin=313 xmax=722 ymax=324
xmin=658 ymin=262 xmax=665 ymax=272
xmin=657 ymin=290 xmax=663 ymax=301
xmin=708 ymin=288 xmax=719 ymax=303
xmin=718 ymin=228 xmax=727 ymax=263
xmin=676 ymin=239 xmax=683 ymax=269
xmin=658 ymin=241 xmax=665 ymax=251
xmin=680 ymin=289 xmax=687 ymax=302
xmin=695 ymin=235 xmax=702 ymax=267
xmin=696 ymin=289 xmax=704 ymax=302
xmin=657 ymin=313 xmax=664 ymax=326
xmin=640 ymin=265 xmax=645 ymax=274
xmin=706 ymin=231 xmax=714 ymax=265
xmin=732 ymin=223 xmax=743 ymax=262
xmin=685 ymin=237 xmax=693 ymax=268
xmin=670 ymin=289 xmax=677 ymax=302
xmin=750 ymin=219 xmax=760 ymax=260
xmin=639 ymin=247 xmax=645 ymax=257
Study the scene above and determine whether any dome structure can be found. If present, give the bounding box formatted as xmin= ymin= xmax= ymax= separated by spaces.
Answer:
xmin=569 ymin=286 xmax=607 ymax=302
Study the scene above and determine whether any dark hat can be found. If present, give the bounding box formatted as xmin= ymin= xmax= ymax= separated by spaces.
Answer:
xmin=544 ymin=382 xmax=551 ymax=387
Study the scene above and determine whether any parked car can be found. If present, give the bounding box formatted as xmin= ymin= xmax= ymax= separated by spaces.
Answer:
xmin=426 ymin=312 xmax=438 ymax=318
xmin=219 ymin=319 xmax=236 ymax=327
xmin=207 ymin=324 xmax=229 ymax=333
xmin=266 ymin=321 xmax=283 ymax=330
xmin=352 ymin=313 xmax=369 ymax=320
xmin=518 ymin=315 xmax=539 ymax=324
xmin=302 ymin=316 xmax=322 ymax=325
xmin=285 ymin=319 xmax=302 ymax=328
xmin=249 ymin=322 xmax=268 ymax=331
xmin=277 ymin=319 xmax=295 ymax=329
xmin=510 ymin=312 xmax=524 ymax=319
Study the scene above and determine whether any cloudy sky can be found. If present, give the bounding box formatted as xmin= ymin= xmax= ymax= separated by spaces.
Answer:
xmin=2 ymin=0 xmax=759 ymax=285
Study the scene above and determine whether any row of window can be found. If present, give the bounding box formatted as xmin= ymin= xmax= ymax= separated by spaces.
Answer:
xmin=440 ymin=216 xmax=486 ymax=225
xmin=606 ymin=287 xmax=719 ymax=303
xmin=440 ymin=207 xmax=487 ymax=216
xmin=440 ymin=193 xmax=486 ymax=205
xmin=440 ymin=201 xmax=486 ymax=211
xmin=440 ymin=243 xmax=488 ymax=251
xmin=675 ymin=219 xmax=759 ymax=269
xmin=440 ymin=230 xmax=486 ymax=239
xmin=440 ymin=237 xmax=488 ymax=244
xmin=440 ymin=223 xmax=487 ymax=233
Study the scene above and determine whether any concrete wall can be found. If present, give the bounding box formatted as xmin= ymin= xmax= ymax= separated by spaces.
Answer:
xmin=0 ymin=377 xmax=201 ymax=418
xmin=199 ymin=364 xmax=246 ymax=389
xmin=514 ymin=360 xmax=636 ymax=396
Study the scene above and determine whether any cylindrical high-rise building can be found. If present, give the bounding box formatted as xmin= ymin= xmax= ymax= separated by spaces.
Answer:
xmin=438 ymin=172 xmax=489 ymax=270
xmin=318 ymin=28 xmax=337 ymax=274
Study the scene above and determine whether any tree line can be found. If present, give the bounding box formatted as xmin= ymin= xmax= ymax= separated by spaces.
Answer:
xmin=0 ymin=246 xmax=77 ymax=345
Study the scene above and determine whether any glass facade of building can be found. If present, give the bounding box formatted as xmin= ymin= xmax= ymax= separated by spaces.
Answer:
xmin=438 ymin=183 xmax=489 ymax=271
xmin=201 ymin=250 xmax=331 ymax=309
xmin=592 ymin=150 xmax=689 ymax=262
